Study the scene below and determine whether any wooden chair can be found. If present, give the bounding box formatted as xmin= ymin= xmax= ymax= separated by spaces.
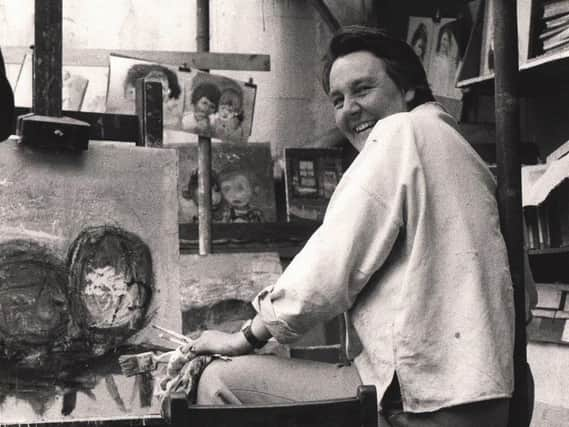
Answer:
xmin=165 ymin=384 xmax=378 ymax=427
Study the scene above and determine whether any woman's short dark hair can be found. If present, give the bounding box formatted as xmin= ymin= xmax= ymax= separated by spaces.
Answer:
xmin=322 ymin=25 xmax=434 ymax=109
xmin=191 ymin=82 xmax=222 ymax=106
xmin=123 ymin=63 xmax=181 ymax=99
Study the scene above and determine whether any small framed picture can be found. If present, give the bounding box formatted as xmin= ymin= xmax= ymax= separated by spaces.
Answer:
xmin=284 ymin=147 xmax=344 ymax=222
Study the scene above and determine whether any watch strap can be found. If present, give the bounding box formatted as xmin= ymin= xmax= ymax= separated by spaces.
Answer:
xmin=241 ymin=320 xmax=268 ymax=349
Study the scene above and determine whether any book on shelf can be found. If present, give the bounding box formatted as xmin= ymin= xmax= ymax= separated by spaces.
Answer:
xmin=539 ymin=20 xmax=569 ymax=40
xmin=524 ymin=205 xmax=551 ymax=249
xmin=543 ymin=10 xmax=569 ymax=29
xmin=543 ymin=0 xmax=569 ymax=20
xmin=284 ymin=147 xmax=344 ymax=222
xmin=543 ymin=34 xmax=569 ymax=51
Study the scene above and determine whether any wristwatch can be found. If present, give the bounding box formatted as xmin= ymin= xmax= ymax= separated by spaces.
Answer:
xmin=240 ymin=319 xmax=268 ymax=349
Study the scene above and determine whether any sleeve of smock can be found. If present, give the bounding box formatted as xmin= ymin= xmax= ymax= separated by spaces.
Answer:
xmin=252 ymin=116 xmax=419 ymax=343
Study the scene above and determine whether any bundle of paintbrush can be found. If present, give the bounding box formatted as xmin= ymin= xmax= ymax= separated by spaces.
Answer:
xmin=118 ymin=324 xmax=194 ymax=377
xmin=119 ymin=350 xmax=174 ymax=377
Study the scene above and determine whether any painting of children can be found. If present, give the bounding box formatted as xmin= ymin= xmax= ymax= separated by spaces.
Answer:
xmin=210 ymin=86 xmax=246 ymax=142
xmin=180 ymin=169 xmax=229 ymax=223
xmin=107 ymin=55 xmax=256 ymax=143
xmin=181 ymin=81 xmax=221 ymax=135
xmin=181 ymin=72 xmax=255 ymax=142
xmin=170 ymin=142 xmax=276 ymax=224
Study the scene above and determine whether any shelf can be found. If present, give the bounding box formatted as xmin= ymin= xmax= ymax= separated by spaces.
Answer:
xmin=529 ymin=245 xmax=569 ymax=255
xmin=179 ymin=222 xmax=320 ymax=258
xmin=457 ymin=48 xmax=569 ymax=95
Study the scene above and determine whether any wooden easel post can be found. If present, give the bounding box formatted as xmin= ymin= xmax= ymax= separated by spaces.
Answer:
xmin=197 ymin=0 xmax=213 ymax=255
xmin=17 ymin=0 xmax=90 ymax=151
xmin=34 ymin=0 xmax=62 ymax=117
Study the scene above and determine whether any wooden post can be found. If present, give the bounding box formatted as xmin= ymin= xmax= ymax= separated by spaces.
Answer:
xmin=17 ymin=0 xmax=89 ymax=151
xmin=196 ymin=0 xmax=213 ymax=255
xmin=33 ymin=0 xmax=62 ymax=117
xmin=492 ymin=1 xmax=529 ymax=426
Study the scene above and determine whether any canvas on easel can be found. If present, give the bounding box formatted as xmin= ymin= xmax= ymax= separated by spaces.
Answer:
xmin=0 ymin=140 xmax=181 ymax=422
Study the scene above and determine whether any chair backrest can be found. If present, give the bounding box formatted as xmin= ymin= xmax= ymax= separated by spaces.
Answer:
xmin=167 ymin=385 xmax=378 ymax=427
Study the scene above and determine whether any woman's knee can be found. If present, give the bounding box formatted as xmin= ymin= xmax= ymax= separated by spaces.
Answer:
xmin=196 ymin=359 xmax=239 ymax=404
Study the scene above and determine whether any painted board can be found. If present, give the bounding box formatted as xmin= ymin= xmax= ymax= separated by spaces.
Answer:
xmin=0 ymin=139 xmax=181 ymax=422
xmin=284 ymin=147 xmax=344 ymax=222
xmin=428 ymin=17 xmax=463 ymax=100
xmin=106 ymin=54 xmax=256 ymax=143
xmin=168 ymin=142 xmax=276 ymax=224
xmin=179 ymin=252 xmax=282 ymax=335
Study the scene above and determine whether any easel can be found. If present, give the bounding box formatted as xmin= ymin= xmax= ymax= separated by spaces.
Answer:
xmin=15 ymin=0 xmax=270 ymax=255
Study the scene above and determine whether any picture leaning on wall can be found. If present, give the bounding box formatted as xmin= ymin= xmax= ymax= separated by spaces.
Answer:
xmin=106 ymin=54 xmax=257 ymax=143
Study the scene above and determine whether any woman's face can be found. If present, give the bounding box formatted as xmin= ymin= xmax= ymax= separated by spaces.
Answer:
xmin=328 ymin=51 xmax=411 ymax=151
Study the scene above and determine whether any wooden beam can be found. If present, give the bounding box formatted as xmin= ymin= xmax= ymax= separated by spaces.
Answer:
xmin=33 ymin=0 xmax=62 ymax=116
xmin=3 ymin=47 xmax=270 ymax=71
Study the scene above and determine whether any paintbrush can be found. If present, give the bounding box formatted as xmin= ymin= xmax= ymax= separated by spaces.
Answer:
xmin=158 ymin=333 xmax=187 ymax=347
xmin=152 ymin=324 xmax=193 ymax=344
xmin=119 ymin=351 xmax=174 ymax=377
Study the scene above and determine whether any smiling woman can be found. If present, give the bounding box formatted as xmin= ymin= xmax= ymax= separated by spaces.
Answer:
xmin=184 ymin=25 xmax=514 ymax=427
xmin=327 ymin=50 xmax=412 ymax=151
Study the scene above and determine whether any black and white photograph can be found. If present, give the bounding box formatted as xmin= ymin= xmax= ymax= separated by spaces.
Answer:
xmin=0 ymin=1 xmax=567 ymax=426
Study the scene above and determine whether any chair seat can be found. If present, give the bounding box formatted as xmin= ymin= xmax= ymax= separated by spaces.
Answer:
xmin=164 ymin=384 xmax=378 ymax=427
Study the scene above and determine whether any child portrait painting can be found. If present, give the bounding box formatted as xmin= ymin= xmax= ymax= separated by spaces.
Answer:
xmin=181 ymin=71 xmax=256 ymax=143
xmin=170 ymin=142 xmax=276 ymax=224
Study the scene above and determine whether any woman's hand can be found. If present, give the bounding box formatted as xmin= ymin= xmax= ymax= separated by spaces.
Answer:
xmin=184 ymin=330 xmax=253 ymax=357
